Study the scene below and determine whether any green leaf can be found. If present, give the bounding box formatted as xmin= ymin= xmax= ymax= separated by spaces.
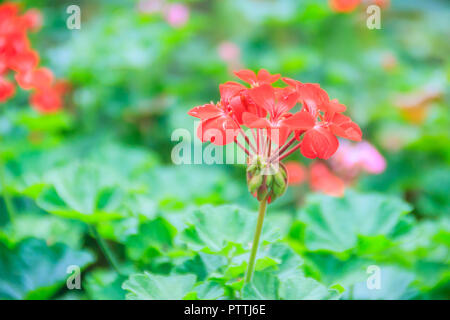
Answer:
xmin=176 ymin=252 xmax=228 ymax=281
xmin=267 ymin=243 xmax=304 ymax=279
xmin=299 ymin=191 xmax=411 ymax=252
xmin=189 ymin=281 xmax=225 ymax=300
xmin=125 ymin=217 xmax=177 ymax=262
xmin=85 ymin=269 xmax=126 ymax=300
xmin=3 ymin=151 xmax=67 ymax=198
xmin=0 ymin=238 xmax=94 ymax=300
xmin=1 ymin=214 xmax=85 ymax=248
xmin=242 ymin=272 xmax=279 ymax=300
xmin=306 ymin=253 xmax=369 ymax=289
xmin=122 ymin=273 xmax=196 ymax=300
xmin=351 ymin=266 xmax=418 ymax=300
xmin=181 ymin=205 xmax=280 ymax=253
xmin=279 ymin=275 xmax=341 ymax=300
xmin=37 ymin=162 xmax=125 ymax=223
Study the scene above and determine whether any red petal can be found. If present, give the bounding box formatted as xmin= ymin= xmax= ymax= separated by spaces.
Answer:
xmin=300 ymin=127 xmax=339 ymax=159
xmin=282 ymin=77 xmax=302 ymax=88
xmin=330 ymin=113 xmax=362 ymax=141
xmin=241 ymin=90 xmax=267 ymax=117
xmin=248 ymin=84 xmax=275 ymax=116
xmin=257 ymin=69 xmax=280 ymax=84
xmin=326 ymin=99 xmax=346 ymax=113
xmin=219 ymin=81 xmax=245 ymax=102
xmin=269 ymin=125 xmax=291 ymax=146
xmin=188 ymin=103 xmax=222 ymax=120
xmin=197 ymin=117 xmax=238 ymax=145
xmin=242 ymin=112 xmax=270 ymax=128
xmin=234 ymin=69 xmax=257 ymax=86
xmin=298 ymin=83 xmax=329 ymax=111
xmin=275 ymin=88 xmax=299 ymax=115
xmin=281 ymin=111 xmax=315 ymax=130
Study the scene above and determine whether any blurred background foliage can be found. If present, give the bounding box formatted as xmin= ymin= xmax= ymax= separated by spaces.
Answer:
xmin=0 ymin=0 xmax=449 ymax=300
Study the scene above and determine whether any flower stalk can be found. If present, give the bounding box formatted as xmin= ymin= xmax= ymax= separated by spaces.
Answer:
xmin=245 ymin=198 xmax=267 ymax=283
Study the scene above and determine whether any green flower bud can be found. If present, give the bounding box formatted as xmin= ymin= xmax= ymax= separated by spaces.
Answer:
xmin=246 ymin=158 xmax=289 ymax=203
xmin=274 ymin=170 xmax=286 ymax=188
xmin=248 ymin=174 xmax=263 ymax=193
xmin=265 ymin=174 xmax=273 ymax=188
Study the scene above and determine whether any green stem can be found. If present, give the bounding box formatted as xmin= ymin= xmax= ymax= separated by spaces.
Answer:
xmin=89 ymin=225 xmax=123 ymax=276
xmin=0 ymin=160 xmax=16 ymax=226
xmin=245 ymin=198 xmax=268 ymax=283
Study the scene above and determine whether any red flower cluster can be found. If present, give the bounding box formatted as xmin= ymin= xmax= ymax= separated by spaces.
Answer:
xmin=189 ymin=69 xmax=362 ymax=160
xmin=0 ymin=3 xmax=67 ymax=112
xmin=188 ymin=69 xmax=362 ymax=202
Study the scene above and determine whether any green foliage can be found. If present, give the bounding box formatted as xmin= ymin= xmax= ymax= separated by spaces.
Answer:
xmin=298 ymin=191 xmax=412 ymax=252
xmin=0 ymin=0 xmax=449 ymax=300
xmin=122 ymin=273 xmax=196 ymax=300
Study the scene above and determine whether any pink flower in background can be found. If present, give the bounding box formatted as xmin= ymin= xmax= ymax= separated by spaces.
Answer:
xmin=218 ymin=42 xmax=241 ymax=63
xmin=137 ymin=1 xmax=189 ymax=28
xmin=329 ymin=139 xmax=386 ymax=181
xmin=165 ymin=4 xmax=189 ymax=28
xmin=138 ymin=0 xmax=164 ymax=14
xmin=217 ymin=41 xmax=242 ymax=72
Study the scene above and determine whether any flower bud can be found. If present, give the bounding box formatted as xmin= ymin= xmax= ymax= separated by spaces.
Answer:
xmin=248 ymin=174 xmax=263 ymax=193
xmin=246 ymin=158 xmax=288 ymax=204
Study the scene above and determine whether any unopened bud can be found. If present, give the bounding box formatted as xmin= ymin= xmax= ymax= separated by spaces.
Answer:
xmin=248 ymin=174 xmax=263 ymax=193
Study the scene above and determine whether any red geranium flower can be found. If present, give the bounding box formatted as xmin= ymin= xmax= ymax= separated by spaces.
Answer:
xmin=282 ymin=78 xmax=362 ymax=159
xmin=309 ymin=161 xmax=345 ymax=197
xmin=188 ymin=69 xmax=362 ymax=202
xmin=284 ymin=161 xmax=306 ymax=185
xmin=30 ymin=84 xmax=63 ymax=113
xmin=0 ymin=76 xmax=15 ymax=102
xmin=0 ymin=2 xmax=67 ymax=112
xmin=15 ymin=67 xmax=53 ymax=90
xmin=188 ymin=81 xmax=246 ymax=145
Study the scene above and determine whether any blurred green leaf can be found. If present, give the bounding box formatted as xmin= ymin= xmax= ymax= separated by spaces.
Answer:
xmin=0 ymin=238 xmax=93 ymax=300
xmin=122 ymin=273 xmax=196 ymax=300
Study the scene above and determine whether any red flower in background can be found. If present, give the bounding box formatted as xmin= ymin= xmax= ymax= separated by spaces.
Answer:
xmin=329 ymin=0 xmax=360 ymax=13
xmin=285 ymin=140 xmax=386 ymax=197
xmin=329 ymin=0 xmax=390 ymax=13
xmin=309 ymin=162 xmax=345 ymax=197
xmin=188 ymin=68 xmax=362 ymax=202
xmin=0 ymin=76 xmax=15 ymax=102
xmin=284 ymin=161 xmax=306 ymax=185
xmin=0 ymin=2 xmax=68 ymax=113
